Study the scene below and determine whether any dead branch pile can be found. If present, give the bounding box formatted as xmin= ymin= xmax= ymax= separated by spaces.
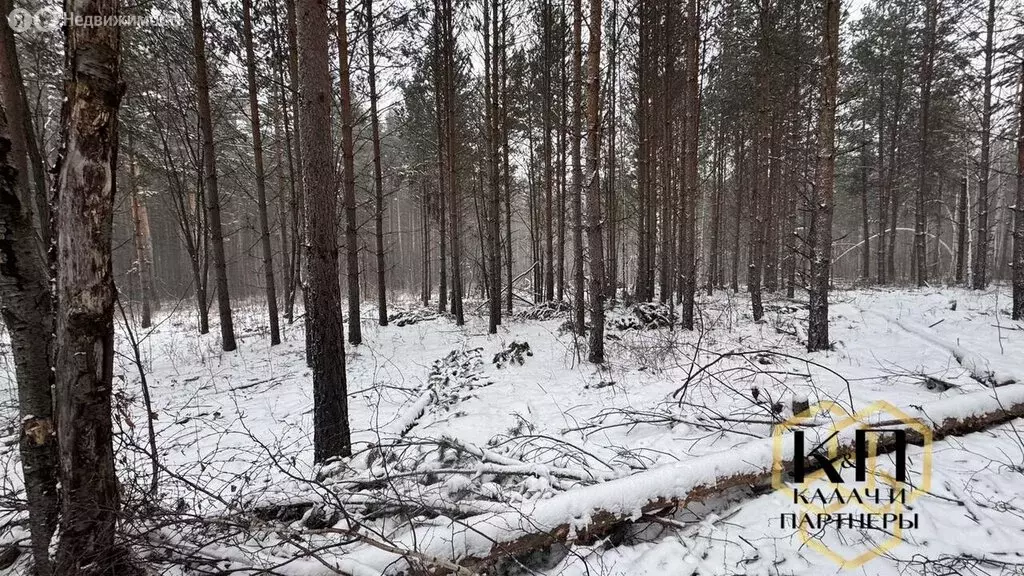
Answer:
xmin=513 ymin=301 xmax=572 ymax=321
xmin=388 ymin=306 xmax=442 ymax=326
xmin=610 ymin=302 xmax=674 ymax=331
xmin=332 ymin=384 xmax=1024 ymax=575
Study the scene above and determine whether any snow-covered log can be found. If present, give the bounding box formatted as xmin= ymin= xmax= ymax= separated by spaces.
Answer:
xmin=334 ymin=385 xmax=1024 ymax=575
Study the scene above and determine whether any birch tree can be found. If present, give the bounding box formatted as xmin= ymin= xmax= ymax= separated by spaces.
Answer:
xmin=53 ymin=0 xmax=124 ymax=569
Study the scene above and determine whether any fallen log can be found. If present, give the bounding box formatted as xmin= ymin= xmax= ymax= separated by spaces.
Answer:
xmin=331 ymin=384 xmax=1024 ymax=575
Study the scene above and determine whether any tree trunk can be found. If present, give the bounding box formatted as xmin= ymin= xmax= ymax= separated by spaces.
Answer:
xmin=528 ymin=124 xmax=542 ymax=302
xmin=680 ymin=0 xmax=699 ymax=330
xmin=286 ymin=0 xmax=305 ymax=320
xmin=807 ymin=0 xmax=839 ymax=352
xmin=585 ymin=0 xmax=604 ymax=363
xmin=441 ymin=0 xmax=464 ymax=324
xmin=542 ymin=0 xmax=555 ymax=301
xmin=956 ymin=176 xmax=968 ymax=285
xmin=365 ymin=0 xmax=388 ymax=327
xmin=272 ymin=102 xmax=293 ymax=322
xmin=557 ymin=28 xmax=567 ymax=305
xmin=501 ymin=2 xmax=513 ymax=315
xmin=422 ymin=182 xmax=431 ymax=306
xmin=192 ymin=0 xmax=237 ymax=351
xmin=707 ymin=116 xmax=723 ymax=295
xmin=484 ymin=0 xmax=501 ymax=334
xmin=635 ymin=1 xmax=651 ymax=302
xmin=915 ymin=0 xmax=936 ymax=287
xmin=126 ymin=131 xmax=155 ymax=329
xmin=571 ymin=0 xmax=584 ymax=331
xmin=763 ymin=114 xmax=780 ymax=294
xmin=973 ymin=0 xmax=994 ymax=290
xmin=749 ymin=121 xmax=765 ymax=319
xmin=0 ymin=100 xmax=58 ymax=576
xmin=432 ymin=1 xmax=448 ymax=314
xmin=604 ymin=0 xmax=619 ymax=302
xmin=53 ymin=1 xmax=123 ymax=570
xmin=731 ymin=132 xmax=743 ymax=293
xmin=859 ymin=128 xmax=870 ymax=281
xmin=378 ymin=384 xmax=1024 ymax=575
xmin=338 ymin=0 xmax=362 ymax=344
xmin=297 ymin=0 xmax=351 ymax=462
xmin=876 ymin=77 xmax=887 ymax=284
xmin=243 ymin=0 xmax=281 ymax=345
xmin=661 ymin=0 xmax=676 ymax=309
xmin=1013 ymin=59 xmax=1023 ymax=320
xmin=0 ymin=0 xmax=48 ymax=247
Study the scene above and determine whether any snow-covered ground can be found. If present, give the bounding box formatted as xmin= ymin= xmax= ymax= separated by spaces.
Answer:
xmin=1 ymin=286 xmax=1022 ymax=575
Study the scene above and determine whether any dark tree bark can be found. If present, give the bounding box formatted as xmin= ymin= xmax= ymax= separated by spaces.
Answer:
xmin=365 ymin=0 xmax=388 ymax=327
xmin=879 ymin=14 xmax=908 ymax=284
xmin=860 ymin=127 xmax=870 ymax=281
xmin=243 ymin=0 xmax=281 ymax=345
xmin=270 ymin=0 xmax=298 ymax=323
xmin=731 ymin=132 xmax=743 ymax=293
xmin=297 ymin=0 xmax=351 ymax=462
xmin=661 ymin=0 xmax=677 ymax=309
xmin=501 ymin=2 xmax=513 ymax=315
xmin=915 ymin=0 xmax=936 ymax=287
xmin=441 ymin=0 xmax=464 ymax=324
xmin=338 ymin=0 xmax=362 ymax=344
xmin=421 ymin=182 xmax=432 ymax=305
xmin=807 ymin=0 xmax=839 ymax=352
xmin=876 ymin=73 xmax=887 ymax=284
xmin=484 ymin=0 xmax=501 ymax=333
xmin=956 ymin=175 xmax=968 ymax=285
xmin=192 ymin=0 xmax=237 ymax=351
xmin=542 ymin=0 xmax=555 ymax=301
xmin=634 ymin=0 xmax=654 ymax=302
xmin=571 ymin=0 xmax=584 ymax=331
xmin=557 ymin=24 xmax=567 ymax=305
xmin=286 ymin=0 xmax=306 ymax=321
xmin=272 ymin=107 xmax=293 ymax=322
xmin=763 ymin=115 xmax=780 ymax=294
xmin=432 ymin=0 xmax=448 ymax=314
xmin=0 ymin=98 xmax=58 ymax=576
xmin=973 ymin=0 xmax=994 ymax=290
xmin=749 ymin=116 xmax=765 ymax=319
xmin=707 ymin=116 xmax=723 ymax=295
xmin=604 ymin=0 xmax=619 ymax=302
xmin=1013 ymin=60 xmax=1023 ymax=320
xmin=0 ymin=0 xmax=47 ymax=244
xmin=585 ymin=0 xmax=604 ymax=363
xmin=52 ymin=0 xmax=124 ymax=570
xmin=679 ymin=0 xmax=699 ymax=330
xmin=528 ymin=123 xmax=542 ymax=302
xmin=126 ymin=131 xmax=155 ymax=329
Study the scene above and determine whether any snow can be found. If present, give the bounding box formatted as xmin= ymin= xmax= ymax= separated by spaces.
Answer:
xmin=0 ymin=287 xmax=1022 ymax=574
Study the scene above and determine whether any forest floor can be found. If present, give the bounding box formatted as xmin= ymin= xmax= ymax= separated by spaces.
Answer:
xmin=1 ymin=286 xmax=1023 ymax=575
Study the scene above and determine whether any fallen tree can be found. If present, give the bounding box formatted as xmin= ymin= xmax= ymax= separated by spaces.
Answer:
xmin=329 ymin=384 xmax=1024 ymax=576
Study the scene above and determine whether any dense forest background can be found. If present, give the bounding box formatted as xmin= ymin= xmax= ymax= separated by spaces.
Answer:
xmin=8 ymin=0 xmax=1021 ymax=332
